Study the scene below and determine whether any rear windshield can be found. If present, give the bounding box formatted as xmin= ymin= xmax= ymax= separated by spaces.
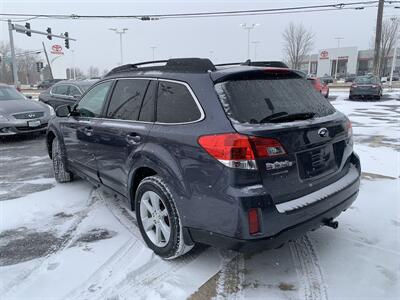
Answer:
xmin=215 ymin=76 xmax=335 ymax=124
xmin=354 ymin=76 xmax=375 ymax=84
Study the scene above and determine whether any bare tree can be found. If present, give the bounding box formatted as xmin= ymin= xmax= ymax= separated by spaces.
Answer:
xmin=373 ymin=18 xmax=400 ymax=76
xmin=0 ymin=41 xmax=40 ymax=85
xmin=87 ymin=66 xmax=99 ymax=78
xmin=282 ymin=22 xmax=315 ymax=70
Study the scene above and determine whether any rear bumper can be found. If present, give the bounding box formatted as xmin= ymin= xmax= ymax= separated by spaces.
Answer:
xmin=188 ymin=187 xmax=358 ymax=251
xmin=187 ymin=153 xmax=361 ymax=251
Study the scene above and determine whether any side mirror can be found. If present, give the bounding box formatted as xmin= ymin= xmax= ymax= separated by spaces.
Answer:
xmin=55 ymin=105 xmax=71 ymax=117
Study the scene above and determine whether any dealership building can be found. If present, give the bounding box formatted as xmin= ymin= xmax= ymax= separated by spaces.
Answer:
xmin=300 ymin=47 xmax=400 ymax=78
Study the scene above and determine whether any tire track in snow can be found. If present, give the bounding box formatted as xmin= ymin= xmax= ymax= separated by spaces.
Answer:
xmin=214 ymin=252 xmax=245 ymax=300
xmin=69 ymin=189 xmax=209 ymax=300
xmin=1 ymin=188 xmax=98 ymax=297
xmin=289 ymin=235 xmax=328 ymax=300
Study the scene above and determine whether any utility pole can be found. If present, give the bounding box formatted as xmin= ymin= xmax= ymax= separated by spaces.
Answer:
xmin=42 ymin=42 xmax=53 ymax=79
xmin=241 ymin=23 xmax=259 ymax=60
xmin=8 ymin=20 xmax=19 ymax=87
xmin=373 ymin=0 xmax=385 ymax=76
xmin=334 ymin=37 xmax=344 ymax=79
xmin=109 ymin=28 xmax=128 ymax=65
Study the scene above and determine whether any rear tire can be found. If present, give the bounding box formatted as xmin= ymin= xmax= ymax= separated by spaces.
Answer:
xmin=52 ymin=138 xmax=72 ymax=183
xmin=349 ymin=95 xmax=354 ymax=100
xmin=135 ymin=176 xmax=194 ymax=259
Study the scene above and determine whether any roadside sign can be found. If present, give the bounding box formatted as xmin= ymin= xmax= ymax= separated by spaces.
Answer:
xmin=320 ymin=50 xmax=329 ymax=59
xmin=50 ymin=44 xmax=64 ymax=55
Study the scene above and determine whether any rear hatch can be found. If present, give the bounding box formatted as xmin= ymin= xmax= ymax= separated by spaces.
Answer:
xmin=213 ymin=68 xmax=353 ymax=204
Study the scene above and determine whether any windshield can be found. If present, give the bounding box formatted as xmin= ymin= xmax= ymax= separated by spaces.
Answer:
xmin=0 ymin=86 xmax=26 ymax=101
xmin=215 ymin=77 xmax=335 ymax=124
xmin=355 ymin=76 xmax=375 ymax=84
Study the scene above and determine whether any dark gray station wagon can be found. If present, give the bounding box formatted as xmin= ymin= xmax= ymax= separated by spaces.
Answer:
xmin=46 ymin=58 xmax=361 ymax=259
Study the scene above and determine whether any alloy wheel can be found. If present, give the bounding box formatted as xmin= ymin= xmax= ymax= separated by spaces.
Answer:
xmin=139 ymin=191 xmax=171 ymax=247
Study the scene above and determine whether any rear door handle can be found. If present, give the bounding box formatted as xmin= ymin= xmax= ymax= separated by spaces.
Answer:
xmin=125 ymin=133 xmax=141 ymax=145
xmin=83 ymin=126 xmax=93 ymax=136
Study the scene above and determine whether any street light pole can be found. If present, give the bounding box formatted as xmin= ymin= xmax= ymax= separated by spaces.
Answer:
xmin=109 ymin=28 xmax=128 ymax=65
xmin=334 ymin=37 xmax=344 ymax=80
xmin=150 ymin=46 xmax=157 ymax=61
xmin=241 ymin=23 xmax=259 ymax=60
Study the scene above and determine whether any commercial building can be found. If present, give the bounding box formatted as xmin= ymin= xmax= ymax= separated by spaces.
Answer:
xmin=300 ymin=47 xmax=400 ymax=78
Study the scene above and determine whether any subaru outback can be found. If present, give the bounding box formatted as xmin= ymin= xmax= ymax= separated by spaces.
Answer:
xmin=46 ymin=58 xmax=361 ymax=259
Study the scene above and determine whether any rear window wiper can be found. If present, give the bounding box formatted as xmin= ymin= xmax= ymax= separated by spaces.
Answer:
xmin=260 ymin=112 xmax=315 ymax=123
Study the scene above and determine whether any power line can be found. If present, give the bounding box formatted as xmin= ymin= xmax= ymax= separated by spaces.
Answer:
xmin=0 ymin=1 xmax=399 ymax=21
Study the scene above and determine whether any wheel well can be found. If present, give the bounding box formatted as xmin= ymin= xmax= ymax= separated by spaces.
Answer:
xmin=130 ymin=167 xmax=157 ymax=208
xmin=47 ymin=131 xmax=56 ymax=159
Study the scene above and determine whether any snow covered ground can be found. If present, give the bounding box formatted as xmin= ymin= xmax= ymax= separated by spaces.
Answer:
xmin=0 ymin=90 xmax=399 ymax=300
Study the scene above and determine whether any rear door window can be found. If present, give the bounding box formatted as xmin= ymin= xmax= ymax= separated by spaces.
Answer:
xmin=215 ymin=73 xmax=335 ymax=124
xmin=52 ymin=85 xmax=69 ymax=96
xmin=139 ymin=80 xmax=157 ymax=122
xmin=106 ymin=79 xmax=149 ymax=121
xmin=156 ymin=81 xmax=201 ymax=123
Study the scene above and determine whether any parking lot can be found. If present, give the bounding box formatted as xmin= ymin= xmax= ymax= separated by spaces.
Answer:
xmin=0 ymin=90 xmax=398 ymax=300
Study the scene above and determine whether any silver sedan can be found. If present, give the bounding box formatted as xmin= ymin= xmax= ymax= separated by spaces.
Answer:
xmin=0 ymin=84 xmax=54 ymax=136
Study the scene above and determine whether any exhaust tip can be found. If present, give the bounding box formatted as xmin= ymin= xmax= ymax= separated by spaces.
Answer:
xmin=324 ymin=218 xmax=339 ymax=229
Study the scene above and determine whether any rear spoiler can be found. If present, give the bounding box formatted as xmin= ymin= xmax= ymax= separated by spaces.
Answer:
xmin=211 ymin=68 xmax=303 ymax=84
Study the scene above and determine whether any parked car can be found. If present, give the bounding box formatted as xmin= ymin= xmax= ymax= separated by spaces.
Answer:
xmin=46 ymin=58 xmax=361 ymax=259
xmin=349 ymin=75 xmax=382 ymax=100
xmin=320 ymin=74 xmax=334 ymax=84
xmin=0 ymin=83 xmax=54 ymax=136
xmin=39 ymin=79 xmax=98 ymax=109
xmin=37 ymin=79 xmax=63 ymax=90
xmin=344 ymin=74 xmax=357 ymax=83
xmin=307 ymin=77 xmax=329 ymax=98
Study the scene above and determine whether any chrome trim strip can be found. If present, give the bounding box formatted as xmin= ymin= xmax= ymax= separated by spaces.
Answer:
xmin=276 ymin=165 xmax=359 ymax=213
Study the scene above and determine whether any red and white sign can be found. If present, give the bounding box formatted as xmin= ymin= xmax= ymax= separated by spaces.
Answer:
xmin=319 ymin=50 xmax=329 ymax=59
xmin=50 ymin=44 xmax=64 ymax=55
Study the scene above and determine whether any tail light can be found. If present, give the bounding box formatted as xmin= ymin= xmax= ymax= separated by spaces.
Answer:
xmin=346 ymin=119 xmax=353 ymax=138
xmin=248 ymin=208 xmax=260 ymax=235
xmin=351 ymin=84 xmax=358 ymax=88
xmin=198 ymin=133 xmax=286 ymax=170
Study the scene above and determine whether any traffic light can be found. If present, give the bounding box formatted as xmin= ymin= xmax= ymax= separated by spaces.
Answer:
xmin=64 ymin=32 xmax=70 ymax=49
xmin=46 ymin=27 xmax=52 ymax=40
xmin=36 ymin=62 xmax=42 ymax=73
xmin=25 ymin=23 xmax=31 ymax=37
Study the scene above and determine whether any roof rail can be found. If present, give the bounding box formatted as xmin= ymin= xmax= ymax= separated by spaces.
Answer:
xmin=215 ymin=60 xmax=289 ymax=68
xmin=105 ymin=58 xmax=216 ymax=77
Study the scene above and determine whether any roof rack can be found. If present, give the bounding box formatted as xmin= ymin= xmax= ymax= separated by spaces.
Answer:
xmin=215 ymin=60 xmax=289 ymax=68
xmin=105 ymin=58 xmax=216 ymax=77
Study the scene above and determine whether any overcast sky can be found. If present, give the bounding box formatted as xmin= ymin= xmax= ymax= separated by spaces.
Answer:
xmin=1 ymin=0 xmax=397 ymax=78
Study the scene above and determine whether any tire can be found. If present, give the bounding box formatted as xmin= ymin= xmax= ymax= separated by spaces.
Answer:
xmin=52 ymin=138 xmax=72 ymax=183
xmin=135 ymin=176 xmax=193 ymax=259
xmin=349 ymin=95 xmax=354 ymax=100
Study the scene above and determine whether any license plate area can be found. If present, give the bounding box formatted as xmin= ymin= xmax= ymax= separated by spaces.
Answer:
xmin=28 ymin=120 xmax=41 ymax=127
xmin=297 ymin=144 xmax=337 ymax=180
